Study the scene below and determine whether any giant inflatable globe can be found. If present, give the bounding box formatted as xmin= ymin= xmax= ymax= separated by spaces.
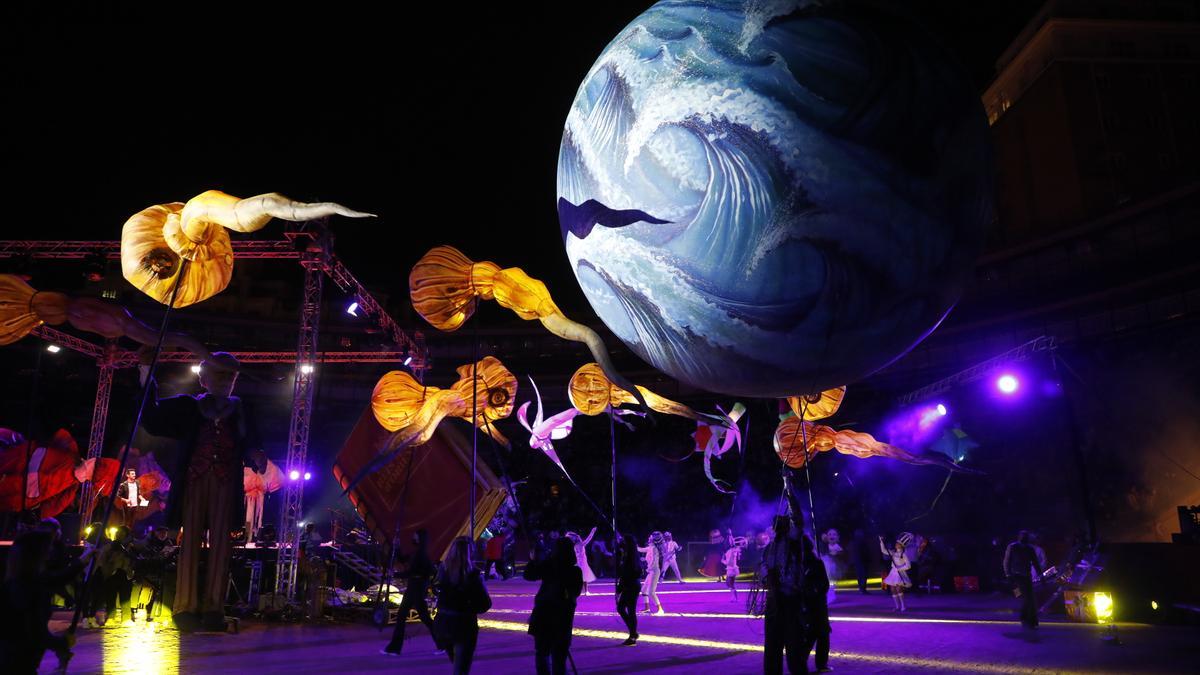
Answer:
xmin=556 ymin=0 xmax=993 ymax=397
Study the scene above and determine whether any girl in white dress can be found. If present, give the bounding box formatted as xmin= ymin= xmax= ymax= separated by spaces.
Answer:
xmin=565 ymin=527 xmax=598 ymax=595
xmin=880 ymin=533 xmax=913 ymax=612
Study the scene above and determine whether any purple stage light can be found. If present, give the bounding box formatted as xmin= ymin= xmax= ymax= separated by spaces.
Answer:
xmin=936 ymin=403 xmax=947 ymax=416
xmin=289 ymin=469 xmax=300 ymax=481
xmin=303 ymin=471 xmax=312 ymax=481
xmin=996 ymin=374 xmax=1019 ymax=394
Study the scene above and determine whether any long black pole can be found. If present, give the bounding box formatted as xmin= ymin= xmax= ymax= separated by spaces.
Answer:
xmin=470 ymin=322 xmax=479 ymax=541
xmin=609 ymin=409 xmax=617 ymax=534
xmin=69 ymin=259 xmax=190 ymax=633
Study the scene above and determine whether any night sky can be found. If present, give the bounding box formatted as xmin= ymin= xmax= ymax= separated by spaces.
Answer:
xmin=5 ymin=1 xmax=1075 ymax=539
xmin=6 ymin=1 xmax=1042 ymax=313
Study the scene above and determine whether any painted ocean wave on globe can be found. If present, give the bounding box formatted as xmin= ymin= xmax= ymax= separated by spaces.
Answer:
xmin=558 ymin=0 xmax=993 ymax=397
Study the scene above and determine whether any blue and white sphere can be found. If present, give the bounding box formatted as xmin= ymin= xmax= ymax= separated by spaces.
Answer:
xmin=557 ymin=0 xmax=993 ymax=397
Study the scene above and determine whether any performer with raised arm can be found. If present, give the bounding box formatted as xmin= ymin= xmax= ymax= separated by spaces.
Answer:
xmin=137 ymin=351 xmax=264 ymax=633
xmin=565 ymin=526 xmax=598 ymax=595
xmin=880 ymin=533 xmax=913 ymax=613
xmin=760 ymin=475 xmax=809 ymax=674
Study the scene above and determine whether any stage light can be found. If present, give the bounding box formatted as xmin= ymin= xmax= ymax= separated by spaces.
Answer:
xmin=303 ymin=471 xmax=312 ymax=481
xmin=190 ymin=364 xmax=202 ymax=374
xmin=289 ymin=469 xmax=300 ymax=481
xmin=403 ymin=355 xmax=413 ymax=367
xmin=936 ymin=403 xmax=947 ymax=416
xmin=106 ymin=526 xmax=118 ymax=540
xmin=46 ymin=344 xmax=61 ymax=353
xmin=1093 ymin=592 xmax=1114 ymax=624
xmin=1151 ymin=600 xmax=1158 ymax=611
xmin=299 ymin=363 xmax=315 ymax=374
xmin=84 ymin=525 xmax=94 ymax=537
xmin=346 ymin=301 xmax=359 ymax=317
xmin=297 ymin=521 xmax=306 ymax=528
xmin=996 ymin=374 xmax=1019 ymax=394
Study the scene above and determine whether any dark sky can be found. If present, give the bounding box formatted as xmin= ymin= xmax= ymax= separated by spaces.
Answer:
xmin=5 ymin=0 xmax=1043 ymax=313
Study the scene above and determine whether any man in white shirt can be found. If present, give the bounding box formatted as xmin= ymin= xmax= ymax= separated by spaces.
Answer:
xmin=116 ymin=468 xmax=148 ymax=528
xmin=662 ymin=532 xmax=686 ymax=583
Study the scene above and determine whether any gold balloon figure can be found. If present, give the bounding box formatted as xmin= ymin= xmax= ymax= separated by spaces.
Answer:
xmin=568 ymin=362 xmax=741 ymax=492
xmin=122 ymin=190 xmax=374 ymax=308
xmin=787 ymin=386 xmax=847 ymax=421
xmin=409 ymin=245 xmax=649 ymax=410
xmin=346 ymin=356 xmax=518 ymax=492
xmin=774 ymin=388 xmax=973 ymax=473
xmin=0 ymin=274 xmax=210 ymax=358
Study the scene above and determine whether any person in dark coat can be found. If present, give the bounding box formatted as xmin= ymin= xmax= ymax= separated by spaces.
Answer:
xmin=432 ymin=536 xmax=491 ymax=674
xmin=614 ymin=533 xmax=642 ymax=645
xmin=137 ymin=352 xmax=264 ymax=632
xmin=382 ymin=529 xmax=437 ymax=655
xmin=761 ymin=477 xmax=811 ymax=674
xmin=1003 ymin=530 xmax=1043 ymax=628
xmin=0 ymin=530 xmax=93 ymax=674
xmin=525 ymin=536 xmax=584 ymax=675
xmin=850 ymin=528 xmax=870 ymax=593
xmin=800 ymin=533 xmax=832 ymax=672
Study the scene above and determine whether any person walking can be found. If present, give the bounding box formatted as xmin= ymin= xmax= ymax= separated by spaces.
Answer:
xmin=800 ymin=534 xmax=832 ymax=673
xmin=382 ymin=529 xmax=437 ymax=656
xmin=525 ymin=537 xmax=584 ymax=675
xmin=431 ymin=537 xmax=491 ymax=674
xmin=614 ymin=534 xmax=641 ymax=645
xmin=1003 ymin=530 xmax=1043 ymax=628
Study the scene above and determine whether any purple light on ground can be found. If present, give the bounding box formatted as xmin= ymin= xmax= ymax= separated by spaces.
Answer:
xmin=996 ymin=374 xmax=1019 ymax=394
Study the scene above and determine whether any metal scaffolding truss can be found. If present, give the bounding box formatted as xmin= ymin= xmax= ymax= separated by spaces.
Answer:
xmin=10 ymin=228 xmax=426 ymax=602
xmin=274 ymin=253 xmax=323 ymax=601
xmin=897 ymin=336 xmax=1057 ymax=406
xmin=0 ymin=239 xmax=300 ymax=259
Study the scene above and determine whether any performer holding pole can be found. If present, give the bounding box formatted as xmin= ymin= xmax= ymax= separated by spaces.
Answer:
xmin=137 ymin=351 xmax=263 ymax=632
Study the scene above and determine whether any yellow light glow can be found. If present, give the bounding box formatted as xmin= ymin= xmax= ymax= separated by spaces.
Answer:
xmin=1151 ymin=600 xmax=1158 ymax=611
xmin=1093 ymin=592 xmax=1114 ymax=624
xmin=106 ymin=527 xmax=118 ymax=540
xmin=485 ymin=607 xmax=1078 ymax=627
xmin=84 ymin=525 xmax=94 ymax=537
xmin=101 ymin=618 xmax=179 ymax=674
xmin=476 ymin=619 xmax=1042 ymax=673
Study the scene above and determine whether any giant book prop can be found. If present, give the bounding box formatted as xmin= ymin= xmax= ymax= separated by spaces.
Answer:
xmin=334 ymin=405 xmax=506 ymax=560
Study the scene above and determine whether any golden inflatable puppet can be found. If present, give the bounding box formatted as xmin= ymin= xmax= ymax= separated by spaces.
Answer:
xmin=409 ymin=245 xmax=649 ymax=411
xmin=568 ymin=362 xmax=741 ymax=493
xmin=343 ymin=356 xmax=518 ymax=492
xmin=122 ymin=190 xmax=374 ymax=308
xmin=0 ymin=274 xmax=210 ymax=359
xmin=774 ymin=387 xmax=975 ymax=473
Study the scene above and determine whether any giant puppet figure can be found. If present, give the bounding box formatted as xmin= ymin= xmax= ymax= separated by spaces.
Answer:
xmin=137 ymin=351 xmax=263 ymax=632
